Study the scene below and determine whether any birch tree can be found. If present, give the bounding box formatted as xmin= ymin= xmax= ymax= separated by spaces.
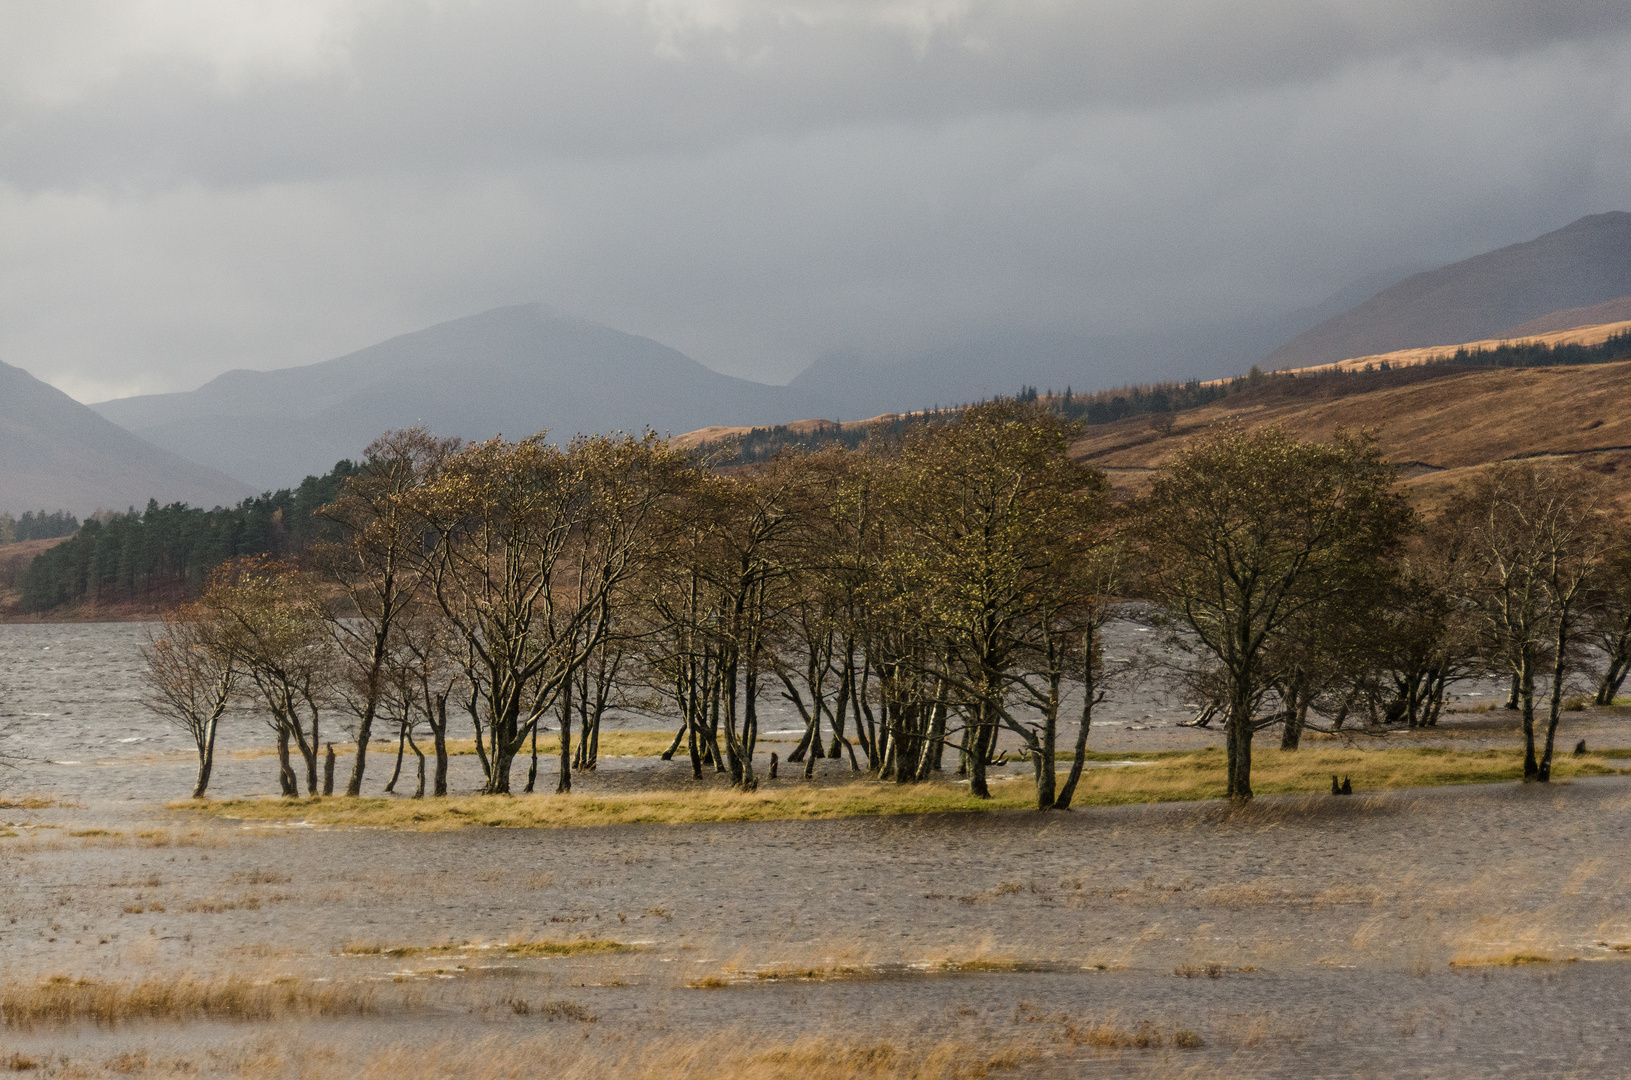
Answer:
xmin=1134 ymin=426 xmax=1413 ymax=801
xmin=140 ymin=602 xmax=239 ymax=798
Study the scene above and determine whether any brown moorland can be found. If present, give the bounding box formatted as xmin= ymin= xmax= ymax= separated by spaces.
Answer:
xmin=1067 ymin=357 xmax=1631 ymax=513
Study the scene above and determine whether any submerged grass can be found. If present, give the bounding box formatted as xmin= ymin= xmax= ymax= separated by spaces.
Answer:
xmin=173 ymin=746 xmax=1631 ymax=831
xmin=0 ymin=974 xmax=384 ymax=1029
xmin=341 ymin=938 xmax=634 ymax=959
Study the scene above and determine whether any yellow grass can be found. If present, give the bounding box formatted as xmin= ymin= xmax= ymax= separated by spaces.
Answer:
xmin=358 ymin=1034 xmax=1036 ymax=1080
xmin=1449 ymin=952 xmax=1567 ymax=968
xmin=1282 ymin=318 xmax=1631 ymax=376
xmin=0 ymin=974 xmax=384 ymax=1028
xmin=0 ymin=796 xmax=81 ymax=810
xmin=173 ymin=746 xmax=1631 ymax=831
xmin=340 ymin=938 xmax=633 ymax=959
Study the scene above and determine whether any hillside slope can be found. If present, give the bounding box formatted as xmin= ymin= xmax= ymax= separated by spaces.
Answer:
xmin=1264 ymin=212 xmax=1631 ymax=369
xmin=1503 ymin=293 xmax=1631 ymax=336
xmin=1070 ymin=359 xmax=1631 ymax=512
xmin=0 ymin=361 xmax=254 ymax=516
xmin=94 ymin=305 xmax=840 ymax=491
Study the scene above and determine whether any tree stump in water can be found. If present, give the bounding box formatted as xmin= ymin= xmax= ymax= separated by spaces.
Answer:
xmin=323 ymin=743 xmax=336 ymax=796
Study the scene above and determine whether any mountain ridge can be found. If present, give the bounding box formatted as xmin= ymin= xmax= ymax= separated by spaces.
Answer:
xmin=1263 ymin=212 xmax=1631 ymax=370
xmin=0 ymin=361 xmax=254 ymax=516
xmin=93 ymin=304 xmax=842 ymax=491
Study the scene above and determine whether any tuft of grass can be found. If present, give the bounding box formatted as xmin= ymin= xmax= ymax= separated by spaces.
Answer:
xmin=174 ymin=745 xmax=1631 ymax=832
xmin=0 ymin=797 xmax=80 ymax=810
xmin=0 ymin=974 xmax=383 ymax=1029
xmin=341 ymin=938 xmax=634 ymax=959
xmin=1449 ymin=953 xmax=1561 ymax=968
xmin=1062 ymin=1019 xmax=1167 ymax=1049
xmin=350 ymin=1033 xmax=1037 ymax=1079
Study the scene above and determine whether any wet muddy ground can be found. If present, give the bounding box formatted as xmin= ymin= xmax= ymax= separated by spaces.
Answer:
xmin=4 ymin=622 xmax=1631 ymax=1077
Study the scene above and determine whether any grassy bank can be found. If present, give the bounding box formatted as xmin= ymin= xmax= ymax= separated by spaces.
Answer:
xmin=172 ymin=746 xmax=1631 ymax=831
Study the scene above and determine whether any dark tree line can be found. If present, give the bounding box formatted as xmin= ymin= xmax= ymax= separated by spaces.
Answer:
xmin=19 ymin=464 xmax=358 ymax=611
xmin=1438 ymin=329 xmax=1631 ymax=369
xmin=0 ymin=511 xmax=79 ymax=545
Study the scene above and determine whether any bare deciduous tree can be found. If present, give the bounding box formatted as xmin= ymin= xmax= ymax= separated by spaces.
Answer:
xmin=140 ymin=603 xmax=238 ymax=798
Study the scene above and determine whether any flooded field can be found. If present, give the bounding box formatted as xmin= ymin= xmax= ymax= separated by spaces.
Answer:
xmin=4 ymin=621 xmax=1631 ymax=1077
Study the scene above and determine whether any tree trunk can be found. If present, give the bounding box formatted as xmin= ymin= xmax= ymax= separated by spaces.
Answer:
xmin=968 ymin=701 xmax=992 ymax=799
xmin=661 ymin=720 xmax=686 ymax=761
xmin=1520 ymin=654 xmax=1538 ymax=781
xmin=322 ymin=743 xmax=336 ymax=796
xmin=1225 ymin=686 xmax=1254 ymax=801
xmin=276 ymin=727 xmax=298 ymax=797
xmin=385 ymin=724 xmax=407 ymax=793
xmin=345 ymin=694 xmax=379 ymax=797
xmin=1035 ymin=678 xmax=1059 ymax=811
xmin=1279 ymin=680 xmax=1306 ymax=750
xmin=431 ymin=693 xmax=450 ymax=797
xmin=1596 ymin=629 xmax=1631 ymax=705
xmin=557 ymin=676 xmax=573 ymax=795
xmin=1055 ymin=636 xmax=1098 ymax=810
xmin=191 ymin=690 xmax=227 ymax=799
xmin=1540 ymin=623 xmax=1570 ymax=782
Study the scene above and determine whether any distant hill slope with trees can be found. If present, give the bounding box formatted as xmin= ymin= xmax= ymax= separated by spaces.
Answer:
xmin=14 ymin=461 xmax=356 ymax=614
xmin=0 ymin=360 xmax=254 ymax=517
xmin=92 ymin=304 xmax=841 ymax=492
xmin=1263 ymin=212 xmax=1631 ymax=370
xmin=1070 ymin=357 xmax=1631 ymax=517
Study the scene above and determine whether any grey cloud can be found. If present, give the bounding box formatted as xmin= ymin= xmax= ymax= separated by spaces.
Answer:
xmin=3 ymin=1 xmax=1630 ymax=187
xmin=0 ymin=1 xmax=1629 ymax=403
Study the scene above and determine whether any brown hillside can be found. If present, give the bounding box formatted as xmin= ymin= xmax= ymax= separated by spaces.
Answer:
xmin=1264 ymin=212 xmax=1631 ymax=370
xmin=1071 ymin=360 xmax=1631 ymax=515
xmin=670 ymin=412 xmax=918 ymax=451
xmin=1503 ymin=293 xmax=1631 ymax=336
xmin=1270 ymin=319 xmax=1631 ymax=377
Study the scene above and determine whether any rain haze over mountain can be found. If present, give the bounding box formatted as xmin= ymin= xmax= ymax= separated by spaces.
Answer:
xmin=3 ymin=1 xmax=1631 ymax=411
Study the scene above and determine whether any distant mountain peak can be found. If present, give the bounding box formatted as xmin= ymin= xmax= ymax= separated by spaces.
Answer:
xmin=91 ymin=307 xmax=840 ymax=491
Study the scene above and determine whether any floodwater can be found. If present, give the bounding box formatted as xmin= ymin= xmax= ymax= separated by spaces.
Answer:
xmin=0 ymin=619 xmax=1535 ymax=805
xmin=3 ymin=621 xmax=1631 ymax=1078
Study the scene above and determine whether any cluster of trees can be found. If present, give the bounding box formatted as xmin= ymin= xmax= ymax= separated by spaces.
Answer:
xmin=708 ymin=411 xmax=965 ymax=467
xmin=1438 ymin=329 xmax=1631 ymax=370
xmin=140 ymin=409 xmax=1631 ymax=807
xmin=143 ymin=410 xmax=1120 ymax=806
xmin=0 ymin=510 xmax=78 ymax=545
xmin=1046 ymin=376 xmax=1240 ymax=426
xmin=19 ymin=466 xmax=358 ymax=611
xmin=1143 ymin=431 xmax=1631 ymax=796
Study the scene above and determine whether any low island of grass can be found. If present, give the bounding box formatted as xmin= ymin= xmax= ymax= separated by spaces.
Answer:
xmin=172 ymin=745 xmax=1631 ymax=832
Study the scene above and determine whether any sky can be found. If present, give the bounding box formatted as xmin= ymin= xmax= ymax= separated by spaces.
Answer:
xmin=3 ymin=0 xmax=1630 ymax=403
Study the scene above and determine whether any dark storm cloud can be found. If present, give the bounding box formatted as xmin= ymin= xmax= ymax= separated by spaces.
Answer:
xmin=1 ymin=1 xmax=1629 ymax=399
